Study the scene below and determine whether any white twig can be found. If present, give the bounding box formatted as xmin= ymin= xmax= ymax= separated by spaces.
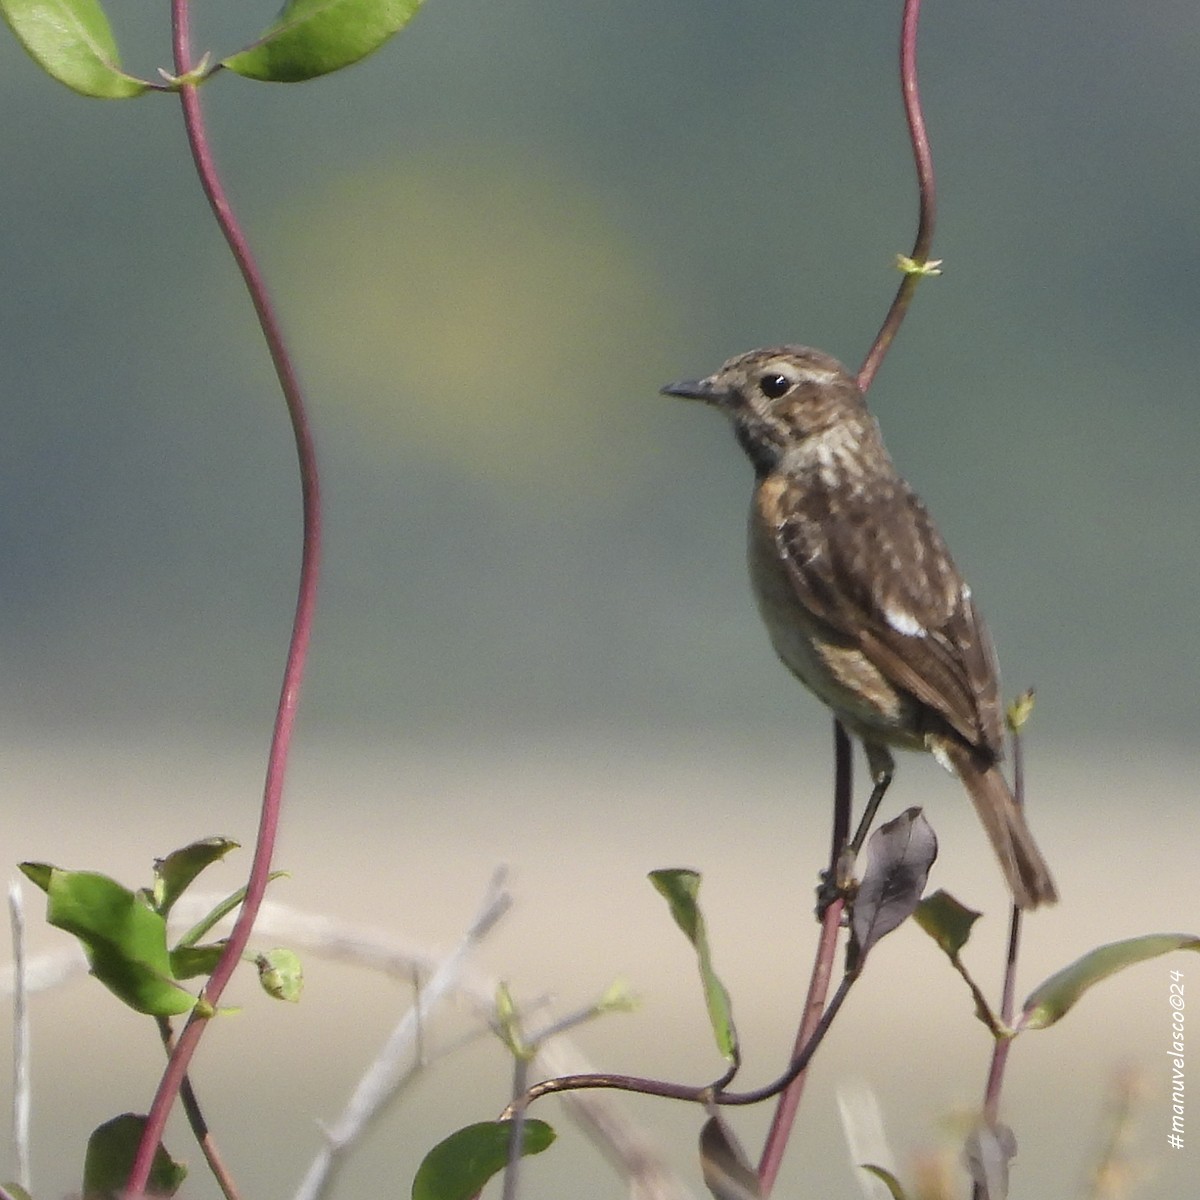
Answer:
xmin=8 ymin=880 xmax=31 ymax=1192
xmin=0 ymin=947 xmax=87 ymax=997
xmin=291 ymin=867 xmax=512 ymax=1200
xmin=836 ymin=1081 xmax=895 ymax=1200
xmin=500 ymin=1054 xmax=530 ymax=1200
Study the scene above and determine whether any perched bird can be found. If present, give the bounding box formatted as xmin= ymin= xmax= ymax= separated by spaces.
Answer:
xmin=661 ymin=346 xmax=1057 ymax=908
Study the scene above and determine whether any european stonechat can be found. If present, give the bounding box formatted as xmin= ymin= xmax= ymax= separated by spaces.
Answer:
xmin=662 ymin=345 xmax=1057 ymax=908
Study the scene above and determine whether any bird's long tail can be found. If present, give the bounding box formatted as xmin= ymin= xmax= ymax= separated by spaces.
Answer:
xmin=943 ymin=741 xmax=1058 ymax=909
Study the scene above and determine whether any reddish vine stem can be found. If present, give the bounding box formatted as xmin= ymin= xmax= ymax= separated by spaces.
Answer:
xmin=977 ymin=722 xmax=1028 ymax=1166
xmin=155 ymin=1017 xmax=243 ymax=1200
xmin=510 ymin=977 xmax=854 ymax=1116
xmin=754 ymin=721 xmax=851 ymax=1194
xmin=126 ymin=0 xmax=322 ymax=1193
xmin=755 ymin=903 xmax=844 ymax=1192
xmin=857 ymin=0 xmax=936 ymax=396
xmin=758 ymin=0 xmax=937 ymax=1188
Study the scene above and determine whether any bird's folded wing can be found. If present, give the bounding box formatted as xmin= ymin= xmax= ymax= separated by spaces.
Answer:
xmin=772 ymin=477 xmax=1005 ymax=757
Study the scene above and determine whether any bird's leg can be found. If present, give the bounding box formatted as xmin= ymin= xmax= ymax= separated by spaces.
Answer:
xmin=849 ymin=743 xmax=895 ymax=855
xmin=817 ymin=740 xmax=896 ymax=916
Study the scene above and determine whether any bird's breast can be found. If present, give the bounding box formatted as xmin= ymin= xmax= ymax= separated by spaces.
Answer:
xmin=746 ymin=481 xmax=924 ymax=748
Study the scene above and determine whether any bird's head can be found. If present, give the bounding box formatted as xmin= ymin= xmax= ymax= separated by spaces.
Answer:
xmin=661 ymin=346 xmax=872 ymax=474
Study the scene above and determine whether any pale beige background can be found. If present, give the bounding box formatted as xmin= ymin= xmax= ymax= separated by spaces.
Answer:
xmin=5 ymin=731 xmax=1195 ymax=1198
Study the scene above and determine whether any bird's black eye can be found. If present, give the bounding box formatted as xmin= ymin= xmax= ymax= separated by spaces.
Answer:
xmin=758 ymin=372 xmax=791 ymax=399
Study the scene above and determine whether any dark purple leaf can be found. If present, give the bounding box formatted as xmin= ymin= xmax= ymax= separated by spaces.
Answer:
xmin=851 ymin=808 xmax=937 ymax=965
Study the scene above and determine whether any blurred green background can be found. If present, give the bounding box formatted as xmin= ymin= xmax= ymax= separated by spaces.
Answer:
xmin=1 ymin=1 xmax=1197 ymax=1198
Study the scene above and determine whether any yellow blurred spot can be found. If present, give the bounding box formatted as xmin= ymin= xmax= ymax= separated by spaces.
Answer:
xmin=269 ymin=150 xmax=674 ymax=487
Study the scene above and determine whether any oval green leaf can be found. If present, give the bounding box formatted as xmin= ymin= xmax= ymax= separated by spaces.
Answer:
xmin=1022 ymin=933 xmax=1200 ymax=1030
xmin=41 ymin=868 xmax=194 ymax=1015
xmin=152 ymin=836 xmax=240 ymax=915
xmin=914 ymin=889 xmax=982 ymax=959
xmin=0 ymin=0 xmax=149 ymax=97
xmin=223 ymin=0 xmax=425 ymax=83
xmin=84 ymin=1114 xmax=186 ymax=1199
xmin=411 ymin=1120 xmax=555 ymax=1200
xmin=649 ymin=869 xmax=738 ymax=1061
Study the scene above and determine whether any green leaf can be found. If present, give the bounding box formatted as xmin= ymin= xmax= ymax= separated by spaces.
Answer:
xmin=0 ymin=0 xmax=149 ymax=97
xmin=223 ymin=0 xmax=426 ymax=83
xmin=151 ymin=837 xmax=239 ymax=915
xmin=914 ymin=889 xmax=982 ymax=958
xmin=174 ymin=870 xmax=287 ymax=949
xmin=18 ymin=861 xmax=53 ymax=892
xmin=1 ymin=1183 xmax=35 ymax=1200
xmin=411 ymin=1119 xmax=555 ymax=1200
xmin=649 ymin=869 xmax=738 ymax=1061
xmin=1005 ymin=689 xmax=1036 ymax=733
xmin=912 ymin=889 xmax=1003 ymax=1035
xmin=859 ymin=1165 xmax=911 ymax=1200
xmin=32 ymin=866 xmax=194 ymax=1016
xmin=83 ymin=1114 xmax=186 ymax=1199
xmin=1022 ymin=933 xmax=1200 ymax=1030
xmin=256 ymin=947 xmax=303 ymax=1002
xmin=169 ymin=942 xmax=225 ymax=980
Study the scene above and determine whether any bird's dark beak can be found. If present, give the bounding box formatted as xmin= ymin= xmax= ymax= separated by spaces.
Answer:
xmin=660 ymin=376 xmax=727 ymax=405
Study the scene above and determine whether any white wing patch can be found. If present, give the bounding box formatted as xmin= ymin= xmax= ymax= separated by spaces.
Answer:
xmin=927 ymin=738 xmax=955 ymax=774
xmin=885 ymin=605 xmax=927 ymax=638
